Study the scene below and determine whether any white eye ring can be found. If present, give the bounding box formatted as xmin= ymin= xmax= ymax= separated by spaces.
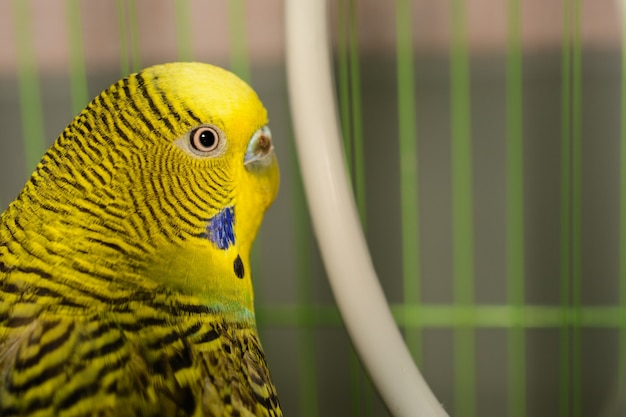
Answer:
xmin=174 ymin=124 xmax=226 ymax=158
xmin=190 ymin=126 xmax=220 ymax=153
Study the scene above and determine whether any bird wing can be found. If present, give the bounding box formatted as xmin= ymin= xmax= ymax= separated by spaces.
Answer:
xmin=0 ymin=306 xmax=281 ymax=417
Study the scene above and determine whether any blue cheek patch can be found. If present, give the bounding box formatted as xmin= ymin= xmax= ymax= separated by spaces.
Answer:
xmin=202 ymin=206 xmax=235 ymax=249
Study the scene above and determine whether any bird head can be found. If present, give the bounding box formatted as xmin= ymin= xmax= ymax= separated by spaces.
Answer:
xmin=133 ymin=63 xmax=280 ymax=317
xmin=11 ymin=63 xmax=279 ymax=319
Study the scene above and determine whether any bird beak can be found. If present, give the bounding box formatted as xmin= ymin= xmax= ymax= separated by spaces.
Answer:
xmin=244 ymin=126 xmax=274 ymax=169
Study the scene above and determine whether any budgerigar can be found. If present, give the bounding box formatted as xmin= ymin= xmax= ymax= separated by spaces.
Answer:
xmin=0 ymin=63 xmax=281 ymax=416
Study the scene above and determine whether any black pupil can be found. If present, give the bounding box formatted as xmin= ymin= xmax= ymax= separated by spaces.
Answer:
xmin=198 ymin=129 xmax=216 ymax=149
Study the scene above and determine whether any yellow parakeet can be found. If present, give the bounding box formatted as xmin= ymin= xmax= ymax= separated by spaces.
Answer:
xmin=0 ymin=63 xmax=282 ymax=416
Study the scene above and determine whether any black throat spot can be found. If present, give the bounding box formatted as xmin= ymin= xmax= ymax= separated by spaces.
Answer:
xmin=233 ymin=255 xmax=244 ymax=279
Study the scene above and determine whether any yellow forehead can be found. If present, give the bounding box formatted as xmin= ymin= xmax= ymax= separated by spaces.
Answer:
xmin=141 ymin=62 xmax=268 ymax=146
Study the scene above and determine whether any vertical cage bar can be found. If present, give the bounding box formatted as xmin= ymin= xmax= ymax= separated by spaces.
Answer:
xmin=395 ymin=0 xmax=421 ymax=363
xmin=571 ymin=0 xmax=583 ymax=415
xmin=174 ymin=0 xmax=194 ymax=62
xmin=116 ymin=0 xmax=141 ymax=75
xmin=350 ymin=351 xmax=363 ymax=417
xmin=620 ymin=0 xmax=626 ymax=391
xmin=559 ymin=0 xmax=572 ymax=416
xmin=336 ymin=0 xmax=366 ymax=225
xmin=127 ymin=0 xmax=141 ymax=72
xmin=293 ymin=153 xmax=319 ymax=417
xmin=116 ymin=0 xmax=130 ymax=75
xmin=506 ymin=0 xmax=526 ymax=416
xmin=336 ymin=10 xmax=360 ymax=413
xmin=11 ymin=0 xmax=46 ymax=175
xmin=347 ymin=0 xmax=366 ymax=225
xmin=66 ymin=0 xmax=89 ymax=114
xmin=450 ymin=0 xmax=475 ymax=415
xmin=337 ymin=0 xmax=353 ymax=172
xmin=227 ymin=0 xmax=251 ymax=83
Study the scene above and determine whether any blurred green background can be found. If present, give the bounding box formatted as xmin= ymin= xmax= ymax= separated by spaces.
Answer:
xmin=0 ymin=1 xmax=624 ymax=416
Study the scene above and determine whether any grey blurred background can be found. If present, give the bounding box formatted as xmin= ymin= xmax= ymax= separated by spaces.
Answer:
xmin=0 ymin=1 xmax=624 ymax=416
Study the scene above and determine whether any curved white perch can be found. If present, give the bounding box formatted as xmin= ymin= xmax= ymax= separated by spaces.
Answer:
xmin=284 ymin=1 xmax=449 ymax=416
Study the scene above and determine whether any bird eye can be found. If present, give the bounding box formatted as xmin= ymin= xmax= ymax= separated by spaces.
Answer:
xmin=175 ymin=124 xmax=226 ymax=158
xmin=190 ymin=126 xmax=220 ymax=153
